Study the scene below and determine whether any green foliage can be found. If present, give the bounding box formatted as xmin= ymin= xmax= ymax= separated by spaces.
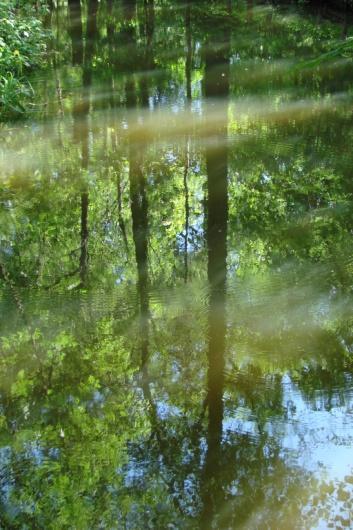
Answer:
xmin=0 ymin=0 xmax=48 ymax=120
xmin=296 ymin=37 xmax=353 ymax=70
xmin=1 ymin=1 xmax=353 ymax=528
xmin=0 ymin=72 xmax=32 ymax=116
xmin=0 ymin=316 xmax=149 ymax=528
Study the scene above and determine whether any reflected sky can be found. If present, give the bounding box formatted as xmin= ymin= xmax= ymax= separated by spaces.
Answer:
xmin=1 ymin=1 xmax=353 ymax=528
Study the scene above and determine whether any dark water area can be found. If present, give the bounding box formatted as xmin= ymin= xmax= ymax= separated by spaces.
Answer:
xmin=1 ymin=1 xmax=353 ymax=528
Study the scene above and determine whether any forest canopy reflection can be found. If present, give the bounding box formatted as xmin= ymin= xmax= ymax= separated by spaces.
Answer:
xmin=1 ymin=1 xmax=353 ymax=528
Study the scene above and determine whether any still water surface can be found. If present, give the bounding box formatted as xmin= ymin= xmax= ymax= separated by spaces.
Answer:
xmin=1 ymin=1 xmax=353 ymax=528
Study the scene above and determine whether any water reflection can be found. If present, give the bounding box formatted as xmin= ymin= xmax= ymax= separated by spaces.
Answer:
xmin=201 ymin=10 xmax=229 ymax=527
xmin=1 ymin=1 xmax=353 ymax=528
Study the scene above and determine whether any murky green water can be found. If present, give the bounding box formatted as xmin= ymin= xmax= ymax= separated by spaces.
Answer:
xmin=1 ymin=1 xmax=353 ymax=528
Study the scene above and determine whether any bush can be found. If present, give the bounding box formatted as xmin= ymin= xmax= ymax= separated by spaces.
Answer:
xmin=0 ymin=1 xmax=49 ymax=120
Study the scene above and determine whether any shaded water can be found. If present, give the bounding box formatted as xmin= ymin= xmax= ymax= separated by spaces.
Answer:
xmin=1 ymin=1 xmax=353 ymax=528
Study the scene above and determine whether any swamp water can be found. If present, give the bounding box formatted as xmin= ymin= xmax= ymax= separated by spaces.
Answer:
xmin=1 ymin=1 xmax=353 ymax=528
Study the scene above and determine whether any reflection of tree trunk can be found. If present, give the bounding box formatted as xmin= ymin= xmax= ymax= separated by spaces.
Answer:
xmin=68 ymin=0 xmax=83 ymax=65
xmin=183 ymin=142 xmax=190 ymax=283
xmin=200 ymin=9 xmax=230 ymax=528
xmin=144 ymin=0 xmax=155 ymax=48
xmin=122 ymin=0 xmax=137 ymax=126
xmin=183 ymin=1 xmax=192 ymax=282
xmin=43 ymin=0 xmax=53 ymax=28
xmin=117 ymin=171 xmax=129 ymax=255
xmin=123 ymin=2 xmax=150 ymax=368
xmin=70 ymin=0 xmax=99 ymax=287
xmin=185 ymin=0 xmax=192 ymax=102
xmin=202 ymin=280 xmax=227 ymax=529
xmin=129 ymin=133 xmax=149 ymax=367
xmin=201 ymin=130 xmax=228 ymax=529
xmin=79 ymin=192 xmax=89 ymax=285
xmin=76 ymin=94 xmax=89 ymax=286
xmin=140 ymin=0 xmax=155 ymax=106
xmin=84 ymin=0 xmax=99 ymax=87
xmin=107 ymin=0 xmax=114 ymax=40
xmin=342 ymin=0 xmax=348 ymax=38
xmin=0 ymin=262 xmax=25 ymax=315
xmin=139 ymin=365 xmax=185 ymax=514
xmin=78 ymin=0 xmax=98 ymax=287
xmin=247 ymin=0 xmax=254 ymax=21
